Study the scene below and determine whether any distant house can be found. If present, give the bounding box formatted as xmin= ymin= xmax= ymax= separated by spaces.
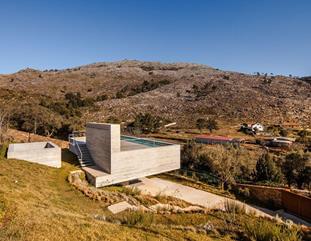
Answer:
xmin=267 ymin=137 xmax=293 ymax=148
xmin=195 ymin=135 xmax=243 ymax=145
xmin=240 ymin=123 xmax=264 ymax=135
xmin=251 ymin=123 xmax=264 ymax=132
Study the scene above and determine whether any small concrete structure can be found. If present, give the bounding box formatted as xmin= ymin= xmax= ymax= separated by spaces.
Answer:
xmin=7 ymin=142 xmax=61 ymax=168
xmin=69 ymin=123 xmax=180 ymax=187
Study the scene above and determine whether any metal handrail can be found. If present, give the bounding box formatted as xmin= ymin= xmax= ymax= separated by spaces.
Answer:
xmin=68 ymin=134 xmax=83 ymax=161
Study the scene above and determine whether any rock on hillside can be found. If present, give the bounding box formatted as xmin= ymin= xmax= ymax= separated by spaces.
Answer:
xmin=0 ymin=60 xmax=310 ymax=126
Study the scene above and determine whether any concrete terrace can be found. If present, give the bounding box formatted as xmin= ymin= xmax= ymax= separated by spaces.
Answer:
xmin=71 ymin=136 xmax=151 ymax=151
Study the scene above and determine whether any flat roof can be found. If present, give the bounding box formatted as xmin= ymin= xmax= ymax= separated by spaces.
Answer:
xmin=121 ymin=140 xmax=149 ymax=151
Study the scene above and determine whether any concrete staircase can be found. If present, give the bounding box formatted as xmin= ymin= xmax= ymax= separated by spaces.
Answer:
xmin=76 ymin=142 xmax=95 ymax=167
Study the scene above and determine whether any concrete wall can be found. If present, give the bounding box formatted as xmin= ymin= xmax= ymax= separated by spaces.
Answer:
xmin=237 ymin=183 xmax=311 ymax=222
xmin=86 ymin=123 xmax=120 ymax=173
xmin=93 ymin=144 xmax=180 ymax=187
xmin=7 ymin=142 xmax=61 ymax=168
xmin=236 ymin=184 xmax=283 ymax=208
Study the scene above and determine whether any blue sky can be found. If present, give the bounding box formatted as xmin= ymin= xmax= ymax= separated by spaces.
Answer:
xmin=0 ymin=0 xmax=310 ymax=76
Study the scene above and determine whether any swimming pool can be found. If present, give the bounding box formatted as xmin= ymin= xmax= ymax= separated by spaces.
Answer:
xmin=121 ymin=135 xmax=170 ymax=147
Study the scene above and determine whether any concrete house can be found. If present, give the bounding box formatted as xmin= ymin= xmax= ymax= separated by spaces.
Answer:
xmin=69 ymin=123 xmax=180 ymax=187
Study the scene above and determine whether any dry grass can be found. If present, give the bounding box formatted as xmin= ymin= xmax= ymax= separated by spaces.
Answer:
xmin=0 ymin=156 xmax=216 ymax=241
xmin=0 ymin=150 xmax=305 ymax=240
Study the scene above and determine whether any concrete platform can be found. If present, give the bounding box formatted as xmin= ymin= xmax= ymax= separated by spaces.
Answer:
xmin=7 ymin=142 xmax=61 ymax=168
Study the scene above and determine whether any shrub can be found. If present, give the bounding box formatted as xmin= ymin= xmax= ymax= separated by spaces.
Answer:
xmin=0 ymin=143 xmax=8 ymax=158
xmin=115 ymin=91 xmax=125 ymax=99
xmin=243 ymin=219 xmax=301 ymax=241
xmin=203 ymin=145 xmax=242 ymax=189
xmin=282 ymin=151 xmax=310 ymax=188
xmin=121 ymin=187 xmax=141 ymax=196
xmin=224 ymin=200 xmax=246 ymax=215
xmin=118 ymin=211 xmax=154 ymax=226
xmin=206 ymin=118 xmax=219 ymax=133
xmin=128 ymin=113 xmax=162 ymax=134
xmin=96 ymin=94 xmax=108 ymax=101
xmin=196 ymin=118 xmax=207 ymax=132
xmin=279 ymin=128 xmax=289 ymax=137
xmin=181 ymin=141 xmax=201 ymax=169
xmin=106 ymin=116 xmax=120 ymax=124
xmin=255 ymin=153 xmax=281 ymax=183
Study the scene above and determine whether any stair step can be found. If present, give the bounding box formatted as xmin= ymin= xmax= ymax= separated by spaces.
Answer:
xmin=75 ymin=143 xmax=95 ymax=167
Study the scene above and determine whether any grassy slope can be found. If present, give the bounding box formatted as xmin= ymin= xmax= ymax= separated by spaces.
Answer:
xmin=0 ymin=156 xmax=213 ymax=241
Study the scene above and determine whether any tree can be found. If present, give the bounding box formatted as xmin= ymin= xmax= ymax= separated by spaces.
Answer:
xmin=0 ymin=107 xmax=8 ymax=142
xmin=296 ymin=166 xmax=311 ymax=189
xmin=206 ymin=118 xmax=219 ymax=133
xmin=11 ymin=105 xmax=62 ymax=137
xmin=196 ymin=118 xmax=207 ymax=133
xmin=279 ymin=128 xmax=288 ymax=137
xmin=181 ymin=140 xmax=201 ymax=169
xmin=129 ymin=113 xmax=161 ymax=134
xmin=255 ymin=153 xmax=281 ymax=183
xmin=205 ymin=145 xmax=241 ymax=189
xmin=282 ymin=151 xmax=308 ymax=188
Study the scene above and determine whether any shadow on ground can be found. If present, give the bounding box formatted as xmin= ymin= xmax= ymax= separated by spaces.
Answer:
xmin=61 ymin=148 xmax=79 ymax=166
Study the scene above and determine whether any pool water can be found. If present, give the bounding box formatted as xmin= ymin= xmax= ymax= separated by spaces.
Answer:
xmin=121 ymin=135 xmax=170 ymax=147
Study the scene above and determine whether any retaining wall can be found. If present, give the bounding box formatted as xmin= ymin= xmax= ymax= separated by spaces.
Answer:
xmin=236 ymin=183 xmax=311 ymax=222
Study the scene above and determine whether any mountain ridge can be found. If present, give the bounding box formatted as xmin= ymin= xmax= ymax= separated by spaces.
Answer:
xmin=0 ymin=60 xmax=310 ymax=127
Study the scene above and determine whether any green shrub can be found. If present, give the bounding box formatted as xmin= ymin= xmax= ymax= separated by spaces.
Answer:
xmin=0 ymin=200 xmax=4 ymax=222
xmin=118 ymin=211 xmax=154 ymax=226
xmin=121 ymin=187 xmax=141 ymax=196
xmin=255 ymin=153 xmax=281 ymax=183
xmin=244 ymin=219 xmax=301 ymax=241
xmin=0 ymin=143 xmax=8 ymax=158
xmin=128 ymin=113 xmax=162 ymax=134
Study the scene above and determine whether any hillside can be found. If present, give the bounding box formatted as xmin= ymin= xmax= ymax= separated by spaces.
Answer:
xmin=1 ymin=154 xmax=307 ymax=241
xmin=0 ymin=60 xmax=310 ymax=134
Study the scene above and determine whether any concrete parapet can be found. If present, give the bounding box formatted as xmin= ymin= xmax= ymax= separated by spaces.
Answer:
xmin=7 ymin=142 xmax=61 ymax=168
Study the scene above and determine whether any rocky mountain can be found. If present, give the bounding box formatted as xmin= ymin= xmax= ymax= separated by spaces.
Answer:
xmin=300 ymin=76 xmax=311 ymax=85
xmin=0 ymin=60 xmax=310 ymax=127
